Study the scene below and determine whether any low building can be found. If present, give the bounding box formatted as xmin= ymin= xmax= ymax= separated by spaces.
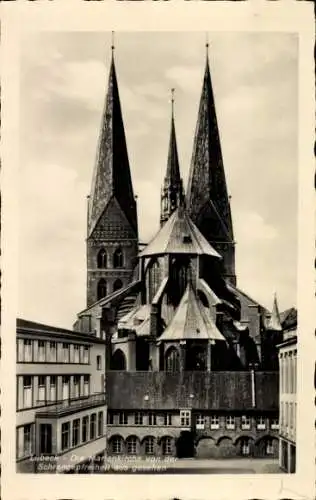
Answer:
xmin=16 ymin=319 xmax=107 ymax=473
xmin=278 ymin=308 xmax=297 ymax=472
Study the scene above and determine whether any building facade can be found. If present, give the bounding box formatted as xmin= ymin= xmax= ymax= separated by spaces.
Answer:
xmin=74 ymin=45 xmax=284 ymax=461
xmin=278 ymin=309 xmax=297 ymax=472
xmin=16 ymin=319 xmax=107 ymax=473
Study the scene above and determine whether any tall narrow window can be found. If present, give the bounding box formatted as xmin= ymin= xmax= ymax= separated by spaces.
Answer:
xmin=164 ymin=413 xmax=172 ymax=426
xmin=144 ymin=437 xmax=154 ymax=455
xmin=23 ymin=340 xmax=32 ymax=362
xmin=113 ymin=248 xmax=123 ymax=268
xmin=162 ymin=437 xmax=172 ymax=456
xmin=241 ymin=438 xmax=250 ymax=456
xmin=62 ymin=375 xmax=70 ymax=401
xmin=90 ymin=413 xmax=96 ymax=440
xmin=49 ymin=376 xmax=57 ymax=402
xmin=74 ymin=345 xmax=80 ymax=363
xmin=62 ymin=343 xmax=70 ymax=363
xmin=61 ymin=422 xmax=70 ymax=451
xmin=73 ymin=375 xmax=80 ymax=398
xmin=17 ymin=424 xmax=33 ymax=458
xmin=96 ymin=355 xmax=102 ymax=370
xmin=135 ymin=412 xmax=143 ymax=425
xmin=39 ymin=424 xmax=52 ymax=455
xmin=98 ymin=411 xmax=103 ymax=437
xmin=23 ymin=376 xmax=32 ymax=408
xmin=82 ymin=416 xmax=89 ymax=443
xmin=126 ymin=436 xmax=137 ymax=454
xmin=148 ymin=412 xmax=157 ymax=426
xmin=97 ymin=248 xmax=107 ymax=268
xmin=38 ymin=341 xmax=45 ymax=362
xmin=38 ymin=376 xmax=46 ymax=403
xmin=97 ymin=279 xmax=107 ymax=300
xmin=49 ymin=341 xmax=57 ymax=362
xmin=83 ymin=346 xmax=89 ymax=364
xmin=83 ymin=375 xmax=89 ymax=397
xmin=72 ymin=419 xmax=80 ymax=447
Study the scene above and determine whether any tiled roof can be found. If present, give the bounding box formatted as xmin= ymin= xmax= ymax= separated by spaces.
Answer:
xmin=139 ymin=206 xmax=221 ymax=259
xmin=159 ymin=281 xmax=225 ymax=342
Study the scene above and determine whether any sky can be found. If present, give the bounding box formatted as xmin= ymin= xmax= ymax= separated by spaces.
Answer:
xmin=18 ymin=31 xmax=298 ymax=329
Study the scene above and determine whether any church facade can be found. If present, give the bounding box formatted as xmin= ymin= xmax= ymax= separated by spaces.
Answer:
xmin=73 ymin=44 xmax=283 ymax=460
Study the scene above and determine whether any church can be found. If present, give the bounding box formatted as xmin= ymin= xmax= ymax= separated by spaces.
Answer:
xmin=73 ymin=42 xmax=282 ymax=459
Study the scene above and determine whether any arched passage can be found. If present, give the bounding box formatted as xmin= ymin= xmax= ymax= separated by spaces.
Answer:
xmin=113 ymin=279 xmax=123 ymax=292
xmin=111 ymin=349 xmax=126 ymax=371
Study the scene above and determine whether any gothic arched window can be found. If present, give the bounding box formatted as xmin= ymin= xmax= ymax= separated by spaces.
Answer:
xmin=97 ymin=248 xmax=107 ymax=268
xmin=165 ymin=347 xmax=180 ymax=372
xmin=147 ymin=259 xmax=160 ymax=302
xmin=113 ymin=248 xmax=124 ymax=268
xmin=113 ymin=279 xmax=123 ymax=292
xmin=97 ymin=279 xmax=107 ymax=301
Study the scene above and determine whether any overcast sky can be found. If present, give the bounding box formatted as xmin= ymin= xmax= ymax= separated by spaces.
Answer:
xmin=18 ymin=31 xmax=298 ymax=329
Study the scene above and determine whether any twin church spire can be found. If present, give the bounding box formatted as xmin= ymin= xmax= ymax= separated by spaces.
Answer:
xmin=87 ymin=39 xmax=235 ymax=306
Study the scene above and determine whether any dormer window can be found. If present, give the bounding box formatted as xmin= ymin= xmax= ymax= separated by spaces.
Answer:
xmin=183 ymin=235 xmax=192 ymax=244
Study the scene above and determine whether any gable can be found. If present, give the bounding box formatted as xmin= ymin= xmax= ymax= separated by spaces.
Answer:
xmin=90 ymin=196 xmax=137 ymax=241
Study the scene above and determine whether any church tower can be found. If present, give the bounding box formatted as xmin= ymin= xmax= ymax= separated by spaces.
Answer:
xmin=86 ymin=44 xmax=138 ymax=307
xmin=160 ymin=89 xmax=185 ymax=226
xmin=186 ymin=44 xmax=236 ymax=286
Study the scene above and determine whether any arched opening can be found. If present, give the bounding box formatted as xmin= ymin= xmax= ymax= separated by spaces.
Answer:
xmin=97 ymin=279 xmax=107 ymax=301
xmin=165 ymin=346 xmax=180 ymax=372
xmin=255 ymin=436 xmax=278 ymax=458
xmin=113 ymin=279 xmax=123 ymax=292
xmin=186 ymin=345 xmax=207 ymax=371
xmin=97 ymin=248 xmax=107 ymax=268
xmin=111 ymin=349 xmax=126 ymax=371
xmin=113 ymin=248 xmax=124 ymax=268
xmin=176 ymin=431 xmax=195 ymax=458
xmin=235 ymin=436 xmax=254 ymax=457
xmin=196 ymin=437 xmax=217 ymax=458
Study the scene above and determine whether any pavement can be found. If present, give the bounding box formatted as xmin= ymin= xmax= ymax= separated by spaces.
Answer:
xmin=100 ymin=457 xmax=284 ymax=474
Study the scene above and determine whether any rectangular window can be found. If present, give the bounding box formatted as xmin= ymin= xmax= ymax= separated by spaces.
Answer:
xmin=38 ymin=341 xmax=45 ymax=362
xmin=62 ymin=375 xmax=70 ymax=401
xmin=73 ymin=375 xmax=80 ymax=399
xmin=82 ymin=416 xmax=89 ymax=443
xmin=210 ymin=415 xmax=219 ymax=429
xmin=119 ymin=412 xmax=128 ymax=425
xmin=23 ymin=340 xmax=32 ymax=362
xmin=241 ymin=416 xmax=250 ymax=430
xmin=134 ymin=412 xmax=143 ymax=425
xmin=39 ymin=424 xmax=52 ymax=455
xmin=74 ymin=345 xmax=80 ymax=364
xmin=164 ymin=413 xmax=172 ymax=426
xmin=225 ymin=416 xmax=235 ymax=430
xmin=108 ymin=412 xmax=114 ymax=425
xmin=96 ymin=355 xmax=102 ymax=370
xmin=196 ymin=414 xmax=205 ymax=429
xmin=49 ymin=376 xmax=57 ymax=402
xmin=90 ymin=414 xmax=96 ymax=440
xmin=256 ymin=416 xmax=266 ymax=430
xmin=83 ymin=347 xmax=89 ymax=364
xmin=83 ymin=375 xmax=89 ymax=397
xmin=17 ymin=424 xmax=33 ymax=458
xmin=62 ymin=343 xmax=70 ymax=363
xmin=127 ymin=437 xmax=137 ymax=454
xmin=48 ymin=341 xmax=57 ymax=362
xmin=72 ymin=419 xmax=80 ymax=447
xmin=145 ymin=437 xmax=154 ymax=455
xmin=98 ymin=411 xmax=103 ymax=437
xmin=180 ymin=410 xmax=191 ymax=427
xmin=38 ymin=376 xmax=46 ymax=403
xmin=61 ymin=422 xmax=70 ymax=451
xmin=270 ymin=418 xmax=279 ymax=430
xmin=23 ymin=376 xmax=32 ymax=408
xmin=148 ymin=412 xmax=157 ymax=426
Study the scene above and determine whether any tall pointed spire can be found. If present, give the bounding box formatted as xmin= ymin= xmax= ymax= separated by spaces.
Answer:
xmin=267 ymin=293 xmax=282 ymax=331
xmin=86 ymin=42 xmax=138 ymax=307
xmin=186 ymin=43 xmax=236 ymax=285
xmin=88 ymin=44 xmax=137 ymax=237
xmin=160 ymin=89 xmax=185 ymax=226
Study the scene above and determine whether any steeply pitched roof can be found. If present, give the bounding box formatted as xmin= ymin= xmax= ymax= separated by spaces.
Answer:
xmin=267 ymin=294 xmax=282 ymax=331
xmin=280 ymin=307 xmax=297 ymax=330
xmin=186 ymin=49 xmax=234 ymax=245
xmin=159 ymin=281 xmax=225 ymax=342
xmin=88 ymin=52 xmax=137 ymax=237
xmin=140 ymin=206 xmax=221 ymax=259
xmin=166 ymin=101 xmax=182 ymax=187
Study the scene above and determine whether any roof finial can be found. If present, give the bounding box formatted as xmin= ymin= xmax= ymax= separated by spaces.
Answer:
xmin=111 ymin=31 xmax=115 ymax=54
xmin=171 ymin=88 xmax=175 ymax=117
